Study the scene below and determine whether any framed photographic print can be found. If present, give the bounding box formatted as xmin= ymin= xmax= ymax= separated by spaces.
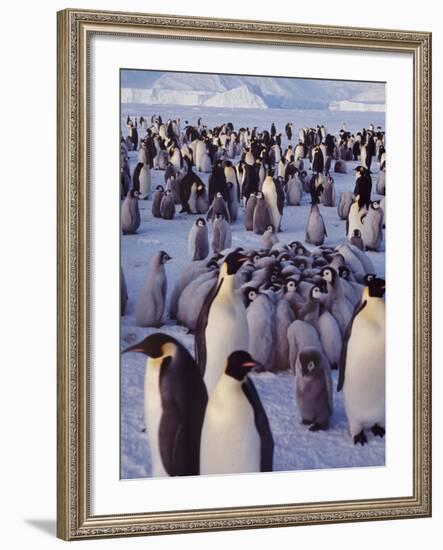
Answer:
xmin=57 ymin=8 xmax=432 ymax=540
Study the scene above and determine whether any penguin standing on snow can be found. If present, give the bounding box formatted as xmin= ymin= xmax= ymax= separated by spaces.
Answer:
xmin=188 ymin=217 xmax=209 ymax=261
xmin=349 ymin=229 xmax=365 ymax=251
xmin=338 ymin=275 xmax=386 ymax=445
xmin=208 ymin=160 xmax=229 ymax=203
xmin=224 ymin=160 xmax=240 ymax=222
xmin=212 ymin=213 xmax=232 ymax=253
xmin=244 ymin=193 xmax=257 ymax=231
xmin=135 ymin=251 xmax=171 ymax=327
xmin=306 ymin=203 xmax=327 ymax=245
xmin=124 ymin=333 xmax=208 ymax=477
xmin=121 ymin=189 xmax=140 ymax=235
xmin=295 ymin=347 xmax=333 ymax=431
xmin=195 ymin=250 xmax=249 ymax=394
xmin=160 ymin=189 xmax=176 ymax=220
xmin=244 ymin=287 xmax=276 ymax=369
xmin=253 ymin=191 xmax=272 ymax=235
xmin=361 ymin=201 xmax=384 ymax=251
xmin=206 ymin=192 xmax=231 ymax=223
xmin=200 ymin=350 xmax=274 ymax=475
xmin=262 ymin=174 xmax=284 ymax=232
xmin=151 ymin=185 xmax=164 ymax=218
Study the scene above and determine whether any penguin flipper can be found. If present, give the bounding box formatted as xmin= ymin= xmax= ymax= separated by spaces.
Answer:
xmin=242 ymin=377 xmax=274 ymax=472
xmin=337 ymin=299 xmax=367 ymax=391
xmin=195 ymin=278 xmax=221 ymax=376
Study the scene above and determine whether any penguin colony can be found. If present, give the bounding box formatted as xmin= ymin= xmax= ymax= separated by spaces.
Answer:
xmin=121 ymin=114 xmax=386 ymax=477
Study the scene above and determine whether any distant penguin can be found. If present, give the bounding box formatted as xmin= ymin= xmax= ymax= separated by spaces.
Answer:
xmin=262 ymin=175 xmax=283 ymax=232
xmin=287 ymin=174 xmax=303 ymax=205
xmin=195 ymin=250 xmax=249 ymax=394
xmin=334 ymin=159 xmax=347 ymax=174
xmin=311 ymin=146 xmax=324 ymax=173
xmin=295 ymin=348 xmax=333 ymax=431
xmin=135 ymin=251 xmax=171 ymax=327
xmin=244 ymin=288 xmax=276 ymax=368
xmin=253 ymin=191 xmax=272 ymax=235
xmin=338 ymin=275 xmax=386 ymax=445
xmin=206 ymin=192 xmax=231 ymax=223
xmin=320 ymin=267 xmax=353 ymax=335
xmin=212 ymin=213 xmax=232 ymax=253
xmin=121 ymin=189 xmax=141 ymax=235
xmin=200 ymin=350 xmax=274 ymax=475
xmin=376 ymin=168 xmax=386 ymax=195
xmin=121 ymin=266 xmax=128 ymax=316
xmin=151 ymin=185 xmax=164 ymax=218
xmin=160 ymin=190 xmax=176 ymax=220
xmin=361 ymin=201 xmax=384 ymax=251
xmin=273 ymin=297 xmax=296 ymax=372
xmin=225 ymin=161 xmax=240 ymax=222
xmin=261 ymin=224 xmax=279 ymax=250
xmin=188 ymin=217 xmax=209 ymax=261
xmin=244 ymin=193 xmax=257 ymax=231
xmin=306 ymin=203 xmax=327 ymax=246
xmin=337 ymin=191 xmax=353 ymax=220
xmin=196 ymin=182 xmax=210 ymax=214
xmin=349 ymin=229 xmax=365 ymax=251
xmin=124 ymin=333 xmax=208 ymax=477
xmin=322 ymin=175 xmax=335 ymax=207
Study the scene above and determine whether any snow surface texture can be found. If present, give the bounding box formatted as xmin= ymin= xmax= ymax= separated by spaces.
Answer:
xmin=120 ymin=106 xmax=386 ymax=480
xmin=121 ymin=71 xmax=385 ymax=111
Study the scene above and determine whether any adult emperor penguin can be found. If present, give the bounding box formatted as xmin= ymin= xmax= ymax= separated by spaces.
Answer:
xmin=224 ymin=160 xmax=240 ymax=222
xmin=262 ymin=173 xmax=284 ymax=232
xmin=253 ymin=191 xmax=272 ymax=235
xmin=138 ymin=163 xmax=151 ymax=200
xmin=212 ymin=213 xmax=232 ymax=254
xmin=188 ymin=217 xmax=209 ymax=261
xmin=306 ymin=203 xmax=327 ymax=246
xmin=160 ymin=189 xmax=176 ymax=220
xmin=295 ymin=347 xmax=333 ymax=431
xmin=135 ymin=251 xmax=171 ymax=327
xmin=151 ymin=185 xmax=164 ymax=218
xmin=200 ymin=350 xmax=274 ymax=474
xmin=121 ymin=189 xmax=141 ymax=235
xmin=195 ymin=250 xmax=249 ymax=394
xmin=124 ymin=333 xmax=208 ymax=477
xmin=338 ymin=275 xmax=386 ymax=445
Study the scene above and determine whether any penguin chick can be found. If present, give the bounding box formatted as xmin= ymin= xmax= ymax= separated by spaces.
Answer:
xmin=261 ymin=224 xmax=279 ymax=250
xmin=295 ymin=347 xmax=333 ymax=431
xmin=151 ymin=185 xmax=165 ymax=218
xmin=188 ymin=217 xmax=209 ymax=261
xmin=306 ymin=204 xmax=327 ymax=246
xmin=212 ymin=213 xmax=232 ymax=254
xmin=135 ymin=251 xmax=171 ymax=327
xmin=121 ymin=189 xmax=141 ymax=235
xmin=160 ymin=190 xmax=176 ymax=220
xmin=244 ymin=288 xmax=276 ymax=369
xmin=349 ymin=229 xmax=365 ymax=251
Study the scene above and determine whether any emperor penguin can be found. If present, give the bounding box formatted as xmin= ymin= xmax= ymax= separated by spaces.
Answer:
xmin=361 ymin=201 xmax=384 ymax=251
xmin=200 ymin=350 xmax=274 ymax=475
xmin=224 ymin=161 xmax=240 ymax=222
xmin=195 ymin=250 xmax=249 ymax=394
xmin=262 ymin=174 xmax=283 ymax=232
xmin=138 ymin=164 xmax=151 ymax=199
xmin=177 ymin=269 xmax=219 ymax=332
xmin=322 ymin=175 xmax=335 ymax=207
xmin=160 ymin=190 xmax=176 ymax=220
xmin=188 ymin=217 xmax=209 ymax=261
xmin=124 ymin=333 xmax=208 ymax=477
xmin=206 ymin=192 xmax=231 ymax=223
xmin=253 ymin=191 xmax=272 ymax=235
xmin=212 ymin=213 xmax=232 ymax=254
xmin=135 ymin=251 xmax=171 ymax=327
xmin=320 ymin=266 xmax=353 ymax=335
xmin=151 ymin=185 xmax=164 ymax=218
xmin=286 ymin=174 xmax=303 ymax=206
xmin=244 ymin=193 xmax=257 ymax=231
xmin=337 ymin=191 xmax=353 ymax=220
xmin=376 ymin=167 xmax=386 ymax=195
xmin=347 ymin=197 xmax=367 ymax=240
xmin=306 ymin=203 xmax=327 ymax=246
xmin=338 ymin=275 xmax=386 ymax=445
xmin=272 ymin=296 xmax=296 ymax=372
xmin=295 ymin=347 xmax=333 ymax=431
xmin=244 ymin=287 xmax=276 ymax=368
xmin=261 ymin=224 xmax=279 ymax=250
xmin=349 ymin=229 xmax=365 ymax=251
xmin=121 ymin=189 xmax=141 ymax=235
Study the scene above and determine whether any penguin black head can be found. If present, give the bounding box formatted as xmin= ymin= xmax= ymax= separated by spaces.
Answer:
xmin=320 ymin=266 xmax=337 ymax=283
xmin=338 ymin=266 xmax=350 ymax=280
xmin=224 ymin=250 xmax=248 ymax=275
xmin=265 ymin=224 xmax=275 ymax=233
xmin=364 ymin=274 xmax=386 ymax=298
xmin=299 ymin=348 xmax=322 ymax=377
xmin=215 ymin=213 xmax=225 ymax=221
xmin=310 ymin=285 xmax=325 ymax=300
xmin=243 ymin=286 xmax=259 ymax=306
xmin=123 ymin=332 xmax=176 ymax=359
xmin=256 ymin=191 xmax=264 ymax=199
xmin=285 ymin=278 xmax=298 ymax=293
xmin=156 ymin=185 xmax=164 ymax=192
xmin=196 ymin=217 xmax=206 ymax=227
xmin=225 ymin=351 xmax=260 ymax=381
xmin=371 ymin=201 xmax=381 ymax=209
xmin=160 ymin=251 xmax=172 ymax=264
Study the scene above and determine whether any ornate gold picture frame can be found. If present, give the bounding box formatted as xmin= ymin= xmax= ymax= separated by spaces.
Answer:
xmin=57 ymin=8 xmax=431 ymax=540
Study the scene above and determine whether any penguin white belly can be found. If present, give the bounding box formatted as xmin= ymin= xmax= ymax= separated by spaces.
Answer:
xmin=347 ymin=203 xmax=366 ymax=240
xmin=343 ymin=317 xmax=385 ymax=435
xmin=204 ymin=299 xmax=249 ymax=394
xmin=139 ymin=166 xmax=151 ymax=199
xmin=200 ymin=379 xmax=260 ymax=474
xmin=144 ymin=358 xmax=168 ymax=477
xmin=263 ymin=185 xmax=281 ymax=231
xmin=189 ymin=183 xmax=198 ymax=213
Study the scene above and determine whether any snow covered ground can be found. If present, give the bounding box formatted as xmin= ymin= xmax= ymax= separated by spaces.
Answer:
xmin=120 ymin=105 xmax=386 ymax=480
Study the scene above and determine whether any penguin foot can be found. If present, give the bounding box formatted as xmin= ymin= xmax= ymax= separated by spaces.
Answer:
xmin=371 ymin=424 xmax=385 ymax=438
xmin=309 ymin=423 xmax=328 ymax=432
xmin=353 ymin=431 xmax=368 ymax=446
